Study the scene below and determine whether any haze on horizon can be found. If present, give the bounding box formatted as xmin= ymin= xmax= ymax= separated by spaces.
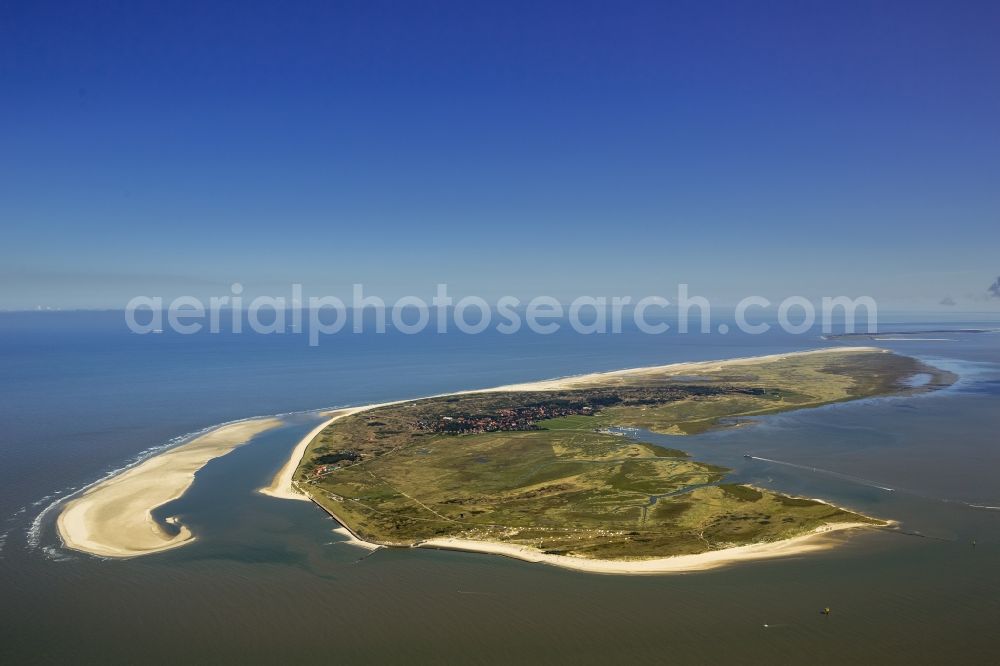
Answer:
xmin=2 ymin=1 xmax=999 ymax=312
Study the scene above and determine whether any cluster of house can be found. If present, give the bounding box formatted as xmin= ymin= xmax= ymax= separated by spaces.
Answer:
xmin=308 ymin=450 xmax=362 ymax=478
xmin=415 ymin=403 xmax=595 ymax=435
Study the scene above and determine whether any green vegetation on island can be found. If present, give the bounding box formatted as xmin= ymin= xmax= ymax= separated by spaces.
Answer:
xmin=294 ymin=350 xmax=953 ymax=560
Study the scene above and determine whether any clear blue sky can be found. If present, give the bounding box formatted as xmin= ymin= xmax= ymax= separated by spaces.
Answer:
xmin=2 ymin=0 xmax=999 ymax=310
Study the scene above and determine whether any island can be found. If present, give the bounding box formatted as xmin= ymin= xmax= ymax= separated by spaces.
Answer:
xmin=57 ymin=346 xmax=954 ymax=569
xmin=278 ymin=347 xmax=953 ymax=573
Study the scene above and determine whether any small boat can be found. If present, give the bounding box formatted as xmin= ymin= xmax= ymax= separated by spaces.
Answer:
xmin=743 ymin=453 xmax=752 ymax=459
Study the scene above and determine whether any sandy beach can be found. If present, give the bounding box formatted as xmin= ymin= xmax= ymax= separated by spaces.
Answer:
xmin=57 ymin=418 xmax=283 ymax=558
xmin=332 ymin=526 xmax=382 ymax=550
xmin=259 ymin=402 xmax=407 ymax=501
xmin=258 ymin=408 xmax=368 ymax=502
xmin=481 ymin=346 xmax=886 ymax=392
xmin=416 ymin=522 xmax=873 ymax=574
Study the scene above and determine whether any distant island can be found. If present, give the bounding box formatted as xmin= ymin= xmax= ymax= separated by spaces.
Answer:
xmin=823 ymin=328 xmax=999 ymax=341
xmin=270 ymin=347 xmax=953 ymax=573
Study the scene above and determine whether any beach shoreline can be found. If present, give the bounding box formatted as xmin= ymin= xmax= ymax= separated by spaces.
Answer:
xmin=293 ymin=502 xmax=885 ymax=575
xmin=57 ymin=418 xmax=283 ymax=558
xmin=414 ymin=522 xmax=878 ymax=574
xmin=306 ymin=495 xmax=383 ymax=551
xmin=479 ymin=346 xmax=887 ymax=392
xmin=296 ymin=487 xmax=889 ymax=575
xmin=259 ymin=409 xmax=369 ymax=502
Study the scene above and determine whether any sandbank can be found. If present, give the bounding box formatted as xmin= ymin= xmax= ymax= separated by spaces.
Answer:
xmin=57 ymin=418 xmax=282 ymax=558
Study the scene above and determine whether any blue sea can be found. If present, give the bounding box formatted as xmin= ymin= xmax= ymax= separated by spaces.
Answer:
xmin=1 ymin=311 xmax=998 ymax=664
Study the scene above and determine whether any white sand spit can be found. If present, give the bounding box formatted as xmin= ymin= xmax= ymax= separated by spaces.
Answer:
xmin=58 ymin=418 xmax=282 ymax=558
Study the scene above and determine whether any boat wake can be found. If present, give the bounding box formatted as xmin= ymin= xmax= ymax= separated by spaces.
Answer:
xmin=745 ymin=456 xmax=1000 ymax=514
xmin=745 ymin=456 xmax=896 ymax=492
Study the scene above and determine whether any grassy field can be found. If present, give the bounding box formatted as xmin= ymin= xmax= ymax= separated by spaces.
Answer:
xmin=295 ymin=350 xmax=951 ymax=560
